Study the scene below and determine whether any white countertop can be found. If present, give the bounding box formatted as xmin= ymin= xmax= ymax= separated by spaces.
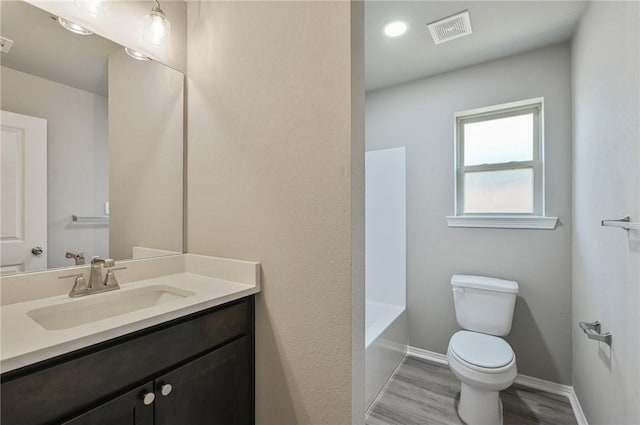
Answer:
xmin=0 ymin=254 xmax=260 ymax=373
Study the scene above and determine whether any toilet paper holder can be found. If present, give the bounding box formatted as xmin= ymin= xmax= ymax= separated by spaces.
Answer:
xmin=579 ymin=321 xmax=612 ymax=346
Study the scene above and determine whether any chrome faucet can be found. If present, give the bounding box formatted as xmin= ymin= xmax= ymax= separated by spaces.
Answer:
xmin=89 ymin=256 xmax=115 ymax=288
xmin=59 ymin=257 xmax=126 ymax=298
xmin=65 ymin=251 xmax=85 ymax=265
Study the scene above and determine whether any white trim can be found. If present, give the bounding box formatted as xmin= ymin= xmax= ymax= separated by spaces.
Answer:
xmin=454 ymin=97 xmax=545 ymax=117
xmin=569 ymin=387 xmax=589 ymax=425
xmin=405 ymin=346 xmax=588 ymax=425
xmin=406 ymin=345 xmax=448 ymax=365
xmin=366 ymin=353 xmax=408 ymax=414
xmin=446 ymin=215 xmax=558 ymax=229
xmin=513 ymin=373 xmax=572 ymax=397
xmin=453 ymin=97 xmax=546 ymax=218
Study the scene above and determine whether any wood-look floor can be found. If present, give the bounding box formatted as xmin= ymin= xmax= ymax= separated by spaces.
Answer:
xmin=366 ymin=356 xmax=578 ymax=425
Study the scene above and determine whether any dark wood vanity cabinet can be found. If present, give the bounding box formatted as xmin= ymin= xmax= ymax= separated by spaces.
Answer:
xmin=61 ymin=382 xmax=155 ymax=425
xmin=1 ymin=296 xmax=254 ymax=425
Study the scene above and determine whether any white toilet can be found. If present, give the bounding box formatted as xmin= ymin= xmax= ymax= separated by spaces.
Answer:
xmin=447 ymin=275 xmax=519 ymax=425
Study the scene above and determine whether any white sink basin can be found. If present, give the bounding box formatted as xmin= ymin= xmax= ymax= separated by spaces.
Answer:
xmin=27 ymin=285 xmax=195 ymax=330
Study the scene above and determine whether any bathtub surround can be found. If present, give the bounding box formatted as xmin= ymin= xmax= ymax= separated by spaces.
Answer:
xmin=366 ymin=43 xmax=573 ymax=385
xmin=186 ymin=2 xmax=364 ymax=424
xmin=365 ymin=148 xmax=406 ymax=311
xmin=572 ymin=2 xmax=640 ymax=423
xmin=365 ymin=148 xmax=408 ymax=407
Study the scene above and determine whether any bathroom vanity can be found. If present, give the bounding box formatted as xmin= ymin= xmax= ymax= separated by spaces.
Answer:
xmin=0 ymin=254 xmax=260 ymax=425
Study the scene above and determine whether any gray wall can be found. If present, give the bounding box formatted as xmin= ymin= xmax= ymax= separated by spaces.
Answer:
xmin=186 ymin=2 xmax=364 ymax=424
xmin=572 ymin=2 xmax=640 ymax=423
xmin=366 ymin=43 xmax=573 ymax=384
xmin=108 ymin=50 xmax=183 ymax=261
xmin=1 ymin=66 xmax=109 ymax=268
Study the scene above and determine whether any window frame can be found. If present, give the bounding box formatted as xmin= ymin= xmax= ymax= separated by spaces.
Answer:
xmin=454 ymin=97 xmax=545 ymax=217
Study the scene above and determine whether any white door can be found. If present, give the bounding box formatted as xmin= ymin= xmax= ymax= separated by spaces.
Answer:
xmin=1 ymin=110 xmax=47 ymax=274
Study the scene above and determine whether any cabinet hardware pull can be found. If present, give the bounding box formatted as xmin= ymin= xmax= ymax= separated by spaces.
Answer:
xmin=142 ymin=392 xmax=156 ymax=405
xmin=160 ymin=383 xmax=173 ymax=396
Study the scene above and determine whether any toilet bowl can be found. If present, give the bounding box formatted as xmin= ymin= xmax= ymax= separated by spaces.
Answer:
xmin=447 ymin=275 xmax=519 ymax=425
xmin=447 ymin=330 xmax=517 ymax=425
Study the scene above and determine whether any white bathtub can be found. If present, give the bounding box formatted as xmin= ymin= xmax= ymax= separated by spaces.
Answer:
xmin=366 ymin=301 xmax=404 ymax=347
xmin=365 ymin=300 xmax=407 ymax=408
xmin=365 ymin=148 xmax=408 ymax=409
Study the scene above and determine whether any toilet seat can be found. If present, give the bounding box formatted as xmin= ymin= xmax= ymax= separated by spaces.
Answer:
xmin=449 ymin=331 xmax=514 ymax=373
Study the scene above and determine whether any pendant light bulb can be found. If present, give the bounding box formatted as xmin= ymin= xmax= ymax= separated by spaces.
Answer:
xmin=143 ymin=1 xmax=170 ymax=48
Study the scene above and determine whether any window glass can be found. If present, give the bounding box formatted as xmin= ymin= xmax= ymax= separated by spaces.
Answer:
xmin=464 ymin=168 xmax=534 ymax=213
xmin=463 ymin=113 xmax=534 ymax=166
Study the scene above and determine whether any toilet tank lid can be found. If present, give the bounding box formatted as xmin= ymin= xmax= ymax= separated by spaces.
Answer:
xmin=451 ymin=275 xmax=519 ymax=293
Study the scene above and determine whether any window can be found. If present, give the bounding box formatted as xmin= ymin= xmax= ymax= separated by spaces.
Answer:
xmin=447 ymin=98 xmax=557 ymax=229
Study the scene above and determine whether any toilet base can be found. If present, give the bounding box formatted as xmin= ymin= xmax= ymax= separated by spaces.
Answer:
xmin=458 ymin=382 xmax=503 ymax=425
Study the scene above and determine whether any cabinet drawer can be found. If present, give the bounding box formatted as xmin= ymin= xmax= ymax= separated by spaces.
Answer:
xmin=1 ymin=298 xmax=252 ymax=425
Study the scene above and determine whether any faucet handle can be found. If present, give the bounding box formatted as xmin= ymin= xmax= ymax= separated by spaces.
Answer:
xmin=103 ymin=267 xmax=127 ymax=288
xmin=59 ymin=273 xmax=89 ymax=297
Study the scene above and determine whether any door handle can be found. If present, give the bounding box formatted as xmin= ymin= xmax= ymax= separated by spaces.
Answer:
xmin=31 ymin=246 xmax=44 ymax=256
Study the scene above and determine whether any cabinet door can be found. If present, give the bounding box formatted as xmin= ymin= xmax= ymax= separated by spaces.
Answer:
xmin=155 ymin=337 xmax=251 ymax=425
xmin=62 ymin=382 xmax=155 ymax=425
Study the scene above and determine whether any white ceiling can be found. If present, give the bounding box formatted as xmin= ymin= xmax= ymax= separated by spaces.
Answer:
xmin=365 ymin=1 xmax=588 ymax=92
xmin=0 ymin=1 xmax=121 ymax=97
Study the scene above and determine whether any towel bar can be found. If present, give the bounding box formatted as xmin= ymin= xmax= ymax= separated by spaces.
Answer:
xmin=72 ymin=215 xmax=109 ymax=225
xmin=601 ymin=216 xmax=640 ymax=230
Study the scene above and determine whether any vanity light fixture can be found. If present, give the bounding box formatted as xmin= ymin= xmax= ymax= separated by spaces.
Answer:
xmin=383 ymin=20 xmax=409 ymax=38
xmin=125 ymin=47 xmax=150 ymax=61
xmin=73 ymin=0 xmax=110 ymax=17
xmin=142 ymin=0 xmax=171 ymax=48
xmin=57 ymin=17 xmax=93 ymax=35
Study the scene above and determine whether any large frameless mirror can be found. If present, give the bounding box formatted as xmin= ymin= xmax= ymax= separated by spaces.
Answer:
xmin=0 ymin=0 xmax=185 ymax=274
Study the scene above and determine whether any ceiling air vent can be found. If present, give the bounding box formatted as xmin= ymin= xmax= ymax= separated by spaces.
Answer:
xmin=427 ymin=10 xmax=472 ymax=45
xmin=0 ymin=37 xmax=14 ymax=54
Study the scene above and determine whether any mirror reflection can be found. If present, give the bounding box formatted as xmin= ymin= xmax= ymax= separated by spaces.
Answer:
xmin=0 ymin=0 xmax=184 ymax=275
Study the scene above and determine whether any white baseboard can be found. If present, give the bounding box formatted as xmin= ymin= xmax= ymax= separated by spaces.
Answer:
xmin=405 ymin=346 xmax=588 ymax=425
xmin=569 ymin=387 xmax=588 ymax=425
xmin=513 ymin=373 xmax=572 ymax=397
xmin=406 ymin=345 xmax=448 ymax=365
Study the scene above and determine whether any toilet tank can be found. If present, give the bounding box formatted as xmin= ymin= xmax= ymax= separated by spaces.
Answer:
xmin=451 ymin=275 xmax=519 ymax=336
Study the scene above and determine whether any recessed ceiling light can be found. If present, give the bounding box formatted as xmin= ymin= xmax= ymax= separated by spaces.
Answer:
xmin=56 ymin=16 xmax=93 ymax=35
xmin=124 ymin=47 xmax=150 ymax=61
xmin=383 ymin=20 xmax=408 ymax=38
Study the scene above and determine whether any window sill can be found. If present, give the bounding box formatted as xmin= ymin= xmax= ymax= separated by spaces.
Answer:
xmin=446 ymin=215 xmax=558 ymax=230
